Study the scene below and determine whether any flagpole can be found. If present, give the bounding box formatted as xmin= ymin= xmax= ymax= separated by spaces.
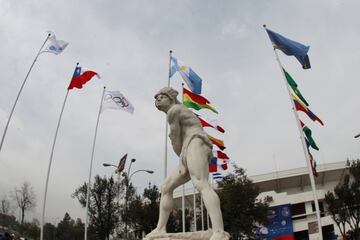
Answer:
xmin=180 ymin=82 xmax=186 ymax=232
xmin=200 ymin=195 xmax=204 ymax=230
xmin=193 ymin=187 xmax=197 ymax=231
xmin=164 ymin=50 xmax=172 ymax=179
xmin=39 ymin=62 xmax=78 ymax=240
xmin=39 ymin=91 xmax=69 ymax=240
xmin=266 ymin=26 xmax=323 ymax=239
xmin=182 ymin=185 xmax=186 ymax=232
xmin=0 ymin=33 xmax=51 ymax=153
xmin=84 ymin=86 xmax=106 ymax=240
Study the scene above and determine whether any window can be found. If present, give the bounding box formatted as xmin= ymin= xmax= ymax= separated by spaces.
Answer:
xmin=311 ymin=201 xmax=325 ymax=217
xmin=291 ymin=203 xmax=306 ymax=220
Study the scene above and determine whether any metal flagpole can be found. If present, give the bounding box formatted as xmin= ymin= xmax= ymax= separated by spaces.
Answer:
xmin=193 ymin=187 xmax=197 ymax=231
xmin=84 ymin=86 xmax=106 ymax=240
xmin=180 ymin=82 xmax=186 ymax=233
xmin=182 ymin=185 xmax=186 ymax=232
xmin=164 ymin=50 xmax=173 ymax=179
xmin=40 ymin=91 xmax=69 ymax=240
xmin=39 ymin=62 xmax=78 ymax=240
xmin=201 ymin=195 xmax=204 ymax=230
xmin=0 ymin=33 xmax=51 ymax=153
xmin=269 ymin=34 xmax=323 ymax=238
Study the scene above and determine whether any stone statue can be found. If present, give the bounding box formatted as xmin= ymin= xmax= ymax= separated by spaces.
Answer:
xmin=146 ymin=87 xmax=229 ymax=240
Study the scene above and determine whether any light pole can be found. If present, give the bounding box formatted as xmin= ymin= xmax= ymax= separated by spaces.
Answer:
xmin=124 ymin=162 xmax=154 ymax=239
xmin=103 ymin=157 xmax=154 ymax=239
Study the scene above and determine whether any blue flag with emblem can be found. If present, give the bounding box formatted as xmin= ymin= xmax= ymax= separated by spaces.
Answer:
xmin=265 ymin=27 xmax=311 ymax=69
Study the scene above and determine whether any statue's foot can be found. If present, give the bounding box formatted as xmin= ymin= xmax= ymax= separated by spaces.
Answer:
xmin=209 ymin=230 xmax=230 ymax=240
xmin=145 ymin=228 xmax=166 ymax=238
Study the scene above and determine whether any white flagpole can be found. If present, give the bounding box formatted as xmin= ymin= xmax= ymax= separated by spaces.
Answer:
xmin=266 ymin=26 xmax=323 ymax=239
xmin=180 ymin=82 xmax=186 ymax=233
xmin=164 ymin=50 xmax=172 ymax=179
xmin=193 ymin=187 xmax=197 ymax=231
xmin=0 ymin=33 xmax=51 ymax=153
xmin=40 ymin=91 xmax=69 ymax=240
xmin=84 ymin=86 xmax=106 ymax=240
xmin=200 ymin=195 xmax=204 ymax=231
xmin=39 ymin=62 xmax=78 ymax=240
xmin=182 ymin=185 xmax=186 ymax=233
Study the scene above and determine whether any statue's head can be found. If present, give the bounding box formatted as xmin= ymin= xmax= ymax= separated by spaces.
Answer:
xmin=154 ymin=87 xmax=180 ymax=112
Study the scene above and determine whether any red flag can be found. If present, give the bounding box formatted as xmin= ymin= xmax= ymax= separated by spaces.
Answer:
xmin=214 ymin=150 xmax=229 ymax=160
xmin=196 ymin=114 xmax=225 ymax=133
xmin=68 ymin=65 xmax=100 ymax=90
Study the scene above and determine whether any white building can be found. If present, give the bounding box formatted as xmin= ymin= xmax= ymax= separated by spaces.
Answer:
xmin=173 ymin=161 xmax=348 ymax=240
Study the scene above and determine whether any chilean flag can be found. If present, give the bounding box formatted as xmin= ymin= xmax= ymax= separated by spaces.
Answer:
xmin=68 ymin=65 xmax=100 ymax=90
xmin=195 ymin=114 xmax=225 ymax=133
xmin=214 ymin=150 xmax=229 ymax=160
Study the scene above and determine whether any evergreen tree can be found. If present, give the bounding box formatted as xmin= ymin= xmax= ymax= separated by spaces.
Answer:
xmin=73 ymin=175 xmax=120 ymax=240
xmin=217 ymin=165 xmax=270 ymax=239
xmin=325 ymin=159 xmax=360 ymax=239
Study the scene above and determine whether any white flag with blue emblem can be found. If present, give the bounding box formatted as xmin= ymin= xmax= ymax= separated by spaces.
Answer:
xmin=44 ymin=31 xmax=69 ymax=55
xmin=169 ymin=55 xmax=202 ymax=94
xmin=102 ymin=90 xmax=134 ymax=114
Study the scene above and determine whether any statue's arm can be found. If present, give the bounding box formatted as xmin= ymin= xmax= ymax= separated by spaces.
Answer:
xmin=168 ymin=107 xmax=182 ymax=156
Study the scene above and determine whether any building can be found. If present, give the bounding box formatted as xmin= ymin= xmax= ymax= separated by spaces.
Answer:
xmin=173 ymin=161 xmax=348 ymax=239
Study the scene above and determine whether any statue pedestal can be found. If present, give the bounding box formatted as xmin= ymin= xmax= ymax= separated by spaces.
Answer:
xmin=144 ymin=230 xmax=213 ymax=240
xmin=144 ymin=230 xmax=230 ymax=240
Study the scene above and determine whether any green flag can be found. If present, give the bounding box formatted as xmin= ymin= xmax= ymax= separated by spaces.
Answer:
xmin=303 ymin=126 xmax=319 ymax=150
xmin=283 ymin=68 xmax=309 ymax=106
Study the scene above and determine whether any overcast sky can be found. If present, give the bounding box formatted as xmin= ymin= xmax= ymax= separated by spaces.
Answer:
xmin=1 ymin=0 xmax=360 ymax=224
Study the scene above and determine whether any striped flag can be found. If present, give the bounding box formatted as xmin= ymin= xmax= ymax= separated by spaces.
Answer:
xmin=183 ymin=87 xmax=218 ymax=114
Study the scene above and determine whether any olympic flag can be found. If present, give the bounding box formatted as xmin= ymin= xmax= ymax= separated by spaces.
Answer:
xmin=101 ymin=90 xmax=134 ymax=114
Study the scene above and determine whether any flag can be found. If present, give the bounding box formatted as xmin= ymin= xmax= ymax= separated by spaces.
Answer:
xmin=170 ymin=56 xmax=202 ymax=94
xmin=68 ymin=65 xmax=100 ymax=90
xmin=292 ymin=94 xmax=324 ymax=125
xmin=195 ymin=114 xmax=225 ymax=133
xmin=265 ymin=27 xmax=311 ymax=69
xmin=207 ymin=134 xmax=226 ymax=150
xmin=300 ymin=120 xmax=319 ymax=150
xmin=212 ymin=172 xmax=224 ymax=181
xmin=45 ymin=31 xmax=69 ymax=55
xmin=308 ymin=151 xmax=318 ymax=177
xmin=183 ymin=87 xmax=218 ymax=114
xmin=102 ymin=90 xmax=134 ymax=114
xmin=283 ymin=68 xmax=309 ymax=106
xmin=214 ymin=150 xmax=229 ymax=160
xmin=115 ymin=154 xmax=127 ymax=174
xmin=209 ymin=157 xmax=217 ymax=173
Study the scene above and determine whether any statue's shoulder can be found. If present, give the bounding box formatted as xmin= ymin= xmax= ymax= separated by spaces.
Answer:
xmin=168 ymin=104 xmax=185 ymax=114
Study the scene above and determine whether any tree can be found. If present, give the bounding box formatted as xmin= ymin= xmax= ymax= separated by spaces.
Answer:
xmin=12 ymin=181 xmax=36 ymax=225
xmin=56 ymin=213 xmax=75 ymax=240
xmin=43 ymin=222 xmax=56 ymax=240
xmin=141 ymin=183 xmax=160 ymax=234
xmin=325 ymin=159 xmax=360 ymax=239
xmin=217 ymin=165 xmax=270 ymax=239
xmin=18 ymin=218 xmax=40 ymax=239
xmin=167 ymin=208 xmax=192 ymax=232
xmin=1 ymin=194 xmax=11 ymax=215
xmin=73 ymin=175 xmax=120 ymax=240
xmin=125 ymin=183 xmax=161 ymax=237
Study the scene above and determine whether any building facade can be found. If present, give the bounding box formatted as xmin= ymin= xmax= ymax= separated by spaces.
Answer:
xmin=173 ymin=161 xmax=348 ymax=240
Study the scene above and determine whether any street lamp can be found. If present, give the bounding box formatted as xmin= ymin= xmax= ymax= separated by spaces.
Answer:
xmin=124 ymin=164 xmax=153 ymax=239
xmin=103 ymin=157 xmax=153 ymax=239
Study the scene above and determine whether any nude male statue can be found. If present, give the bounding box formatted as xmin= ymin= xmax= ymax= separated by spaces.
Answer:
xmin=146 ymin=87 xmax=229 ymax=240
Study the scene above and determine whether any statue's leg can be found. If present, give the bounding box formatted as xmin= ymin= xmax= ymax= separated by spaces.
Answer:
xmin=186 ymin=138 xmax=224 ymax=232
xmin=147 ymin=164 xmax=190 ymax=236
